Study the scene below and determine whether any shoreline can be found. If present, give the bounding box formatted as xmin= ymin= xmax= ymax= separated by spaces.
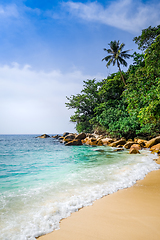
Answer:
xmin=38 ymin=156 xmax=160 ymax=240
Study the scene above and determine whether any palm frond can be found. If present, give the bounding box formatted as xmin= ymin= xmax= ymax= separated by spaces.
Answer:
xmin=118 ymin=56 xmax=127 ymax=67
xmin=106 ymin=58 xmax=113 ymax=67
xmin=102 ymin=55 xmax=112 ymax=62
xmin=119 ymin=43 xmax=125 ymax=51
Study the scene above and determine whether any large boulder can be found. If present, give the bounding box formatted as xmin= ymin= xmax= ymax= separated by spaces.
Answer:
xmin=129 ymin=148 xmax=140 ymax=154
xmin=36 ymin=134 xmax=50 ymax=138
xmin=101 ymin=138 xmax=114 ymax=145
xmin=86 ymin=133 xmax=95 ymax=138
xmin=82 ymin=137 xmax=98 ymax=146
xmin=52 ymin=134 xmax=60 ymax=139
xmin=145 ymin=136 xmax=160 ymax=148
xmin=63 ymin=133 xmax=77 ymax=142
xmin=65 ymin=139 xmax=82 ymax=146
xmin=130 ymin=144 xmax=141 ymax=151
xmin=109 ymin=138 xmax=126 ymax=147
xmin=136 ymin=139 xmax=147 ymax=147
xmin=97 ymin=139 xmax=103 ymax=146
xmin=150 ymin=143 xmax=160 ymax=154
xmin=63 ymin=132 xmax=70 ymax=138
xmin=75 ymin=132 xmax=86 ymax=140
xmin=123 ymin=141 xmax=135 ymax=149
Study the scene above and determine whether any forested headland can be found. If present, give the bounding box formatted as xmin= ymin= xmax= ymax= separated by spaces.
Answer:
xmin=66 ymin=25 xmax=160 ymax=140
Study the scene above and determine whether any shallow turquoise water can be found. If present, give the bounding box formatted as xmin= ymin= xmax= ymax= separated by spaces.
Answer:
xmin=0 ymin=135 xmax=159 ymax=240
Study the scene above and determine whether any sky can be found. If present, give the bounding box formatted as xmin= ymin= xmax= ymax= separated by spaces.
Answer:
xmin=0 ymin=0 xmax=160 ymax=134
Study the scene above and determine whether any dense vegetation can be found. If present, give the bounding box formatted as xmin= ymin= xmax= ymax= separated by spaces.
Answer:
xmin=66 ymin=26 xmax=160 ymax=139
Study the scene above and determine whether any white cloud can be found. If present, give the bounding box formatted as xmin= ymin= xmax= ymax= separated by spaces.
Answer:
xmin=0 ymin=4 xmax=19 ymax=18
xmin=0 ymin=63 xmax=103 ymax=134
xmin=63 ymin=0 xmax=160 ymax=33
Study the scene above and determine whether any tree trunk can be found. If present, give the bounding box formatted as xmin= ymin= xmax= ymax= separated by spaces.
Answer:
xmin=117 ymin=62 xmax=126 ymax=85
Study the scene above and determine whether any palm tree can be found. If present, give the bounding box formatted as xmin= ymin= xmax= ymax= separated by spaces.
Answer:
xmin=102 ymin=40 xmax=132 ymax=85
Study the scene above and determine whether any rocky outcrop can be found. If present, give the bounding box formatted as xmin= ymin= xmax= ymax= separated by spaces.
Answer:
xmin=65 ymin=139 xmax=82 ymax=146
xmin=63 ymin=132 xmax=70 ymax=138
xmin=129 ymin=148 xmax=140 ymax=154
xmin=150 ymin=143 xmax=160 ymax=154
xmin=52 ymin=135 xmax=61 ymax=139
xmin=75 ymin=133 xmax=86 ymax=140
xmin=113 ymin=148 xmax=124 ymax=152
xmin=145 ymin=136 xmax=160 ymax=148
xmin=123 ymin=141 xmax=135 ymax=149
xmin=101 ymin=138 xmax=114 ymax=145
xmin=130 ymin=144 xmax=141 ymax=150
xmin=82 ymin=137 xmax=98 ymax=146
xmin=109 ymin=138 xmax=126 ymax=147
xmin=36 ymin=134 xmax=50 ymax=138
xmin=63 ymin=133 xmax=77 ymax=142
xmin=136 ymin=139 xmax=147 ymax=147
xmin=60 ymin=131 xmax=160 ymax=155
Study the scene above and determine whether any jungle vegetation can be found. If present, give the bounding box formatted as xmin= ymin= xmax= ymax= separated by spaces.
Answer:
xmin=66 ymin=25 xmax=160 ymax=139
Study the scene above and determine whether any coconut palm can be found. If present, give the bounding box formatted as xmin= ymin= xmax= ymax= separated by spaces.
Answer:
xmin=102 ymin=40 xmax=132 ymax=85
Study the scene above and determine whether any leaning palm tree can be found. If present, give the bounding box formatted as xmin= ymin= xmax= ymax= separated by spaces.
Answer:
xmin=102 ymin=40 xmax=131 ymax=85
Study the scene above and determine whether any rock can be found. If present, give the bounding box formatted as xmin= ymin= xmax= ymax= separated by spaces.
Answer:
xmin=150 ymin=143 xmax=160 ymax=154
xmin=63 ymin=132 xmax=70 ymax=138
xmin=82 ymin=137 xmax=98 ymax=146
xmin=116 ymin=145 xmax=124 ymax=148
xmin=59 ymin=137 xmax=64 ymax=141
xmin=113 ymin=148 xmax=124 ymax=152
xmin=136 ymin=139 xmax=147 ymax=147
xmin=36 ymin=134 xmax=50 ymax=138
xmin=129 ymin=148 xmax=140 ymax=154
xmin=153 ymin=156 xmax=160 ymax=164
xmin=97 ymin=139 xmax=103 ymax=146
xmin=109 ymin=138 xmax=126 ymax=147
xmin=65 ymin=139 xmax=82 ymax=146
xmin=130 ymin=144 xmax=141 ymax=151
xmin=123 ymin=141 xmax=135 ymax=149
xmin=75 ymin=132 xmax=86 ymax=140
xmin=52 ymin=135 xmax=60 ymax=139
xmin=86 ymin=133 xmax=95 ymax=138
xmin=145 ymin=136 xmax=160 ymax=148
xmin=101 ymin=138 xmax=114 ymax=145
xmin=63 ymin=133 xmax=77 ymax=142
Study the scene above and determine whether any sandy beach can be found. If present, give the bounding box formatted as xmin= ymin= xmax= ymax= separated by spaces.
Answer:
xmin=38 ymin=156 xmax=160 ymax=240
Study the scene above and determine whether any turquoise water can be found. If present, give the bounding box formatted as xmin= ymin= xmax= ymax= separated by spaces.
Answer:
xmin=0 ymin=134 xmax=159 ymax=240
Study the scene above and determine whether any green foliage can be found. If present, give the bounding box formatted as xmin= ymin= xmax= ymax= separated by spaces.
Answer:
xmin=66 ymin=25 xmax=160 ymax=138
xmin=133 ymin=25 xmax=160 ymax=50
xmin=65 ymin=79 xmax=101 ymax=133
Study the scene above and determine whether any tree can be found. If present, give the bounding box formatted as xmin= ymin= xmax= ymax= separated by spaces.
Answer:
xmin=102 ymin=40 xmax=131 ymax=85
xmin=133 ymin=25 xmax=160 ymax=50
xmin=65 ymin=79 xmax=102 ymax=133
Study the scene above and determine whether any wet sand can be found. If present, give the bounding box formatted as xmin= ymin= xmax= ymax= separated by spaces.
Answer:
xmin=39 ymin=157 xmax=160 ymax=240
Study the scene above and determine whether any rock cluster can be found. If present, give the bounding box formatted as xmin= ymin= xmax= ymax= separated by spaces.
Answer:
xmin=36 ymin=133 xmax=160 ymax=155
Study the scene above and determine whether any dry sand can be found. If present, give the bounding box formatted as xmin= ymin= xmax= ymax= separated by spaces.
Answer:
xmin=38 ymin=157 xmax=160 ymax=240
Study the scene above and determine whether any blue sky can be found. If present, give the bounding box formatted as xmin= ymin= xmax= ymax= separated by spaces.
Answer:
xmin=0 ymin=0 xmax=160 ymax=134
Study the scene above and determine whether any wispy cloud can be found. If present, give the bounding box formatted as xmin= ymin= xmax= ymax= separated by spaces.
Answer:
xmin=0 ymin=63 xmax=103 ymax=134
xmin=0 ymin=4 xmax=19 ymax=18
xmin=62 ymin=0 xmax=160 ymax=33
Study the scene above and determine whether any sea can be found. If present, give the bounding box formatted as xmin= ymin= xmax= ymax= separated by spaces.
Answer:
xmin=0 ymin=134 xmax=159 ymax=240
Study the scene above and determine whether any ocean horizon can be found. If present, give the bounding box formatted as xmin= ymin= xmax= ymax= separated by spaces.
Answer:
xmin=0 ymin=134 xmax=159 ymax=240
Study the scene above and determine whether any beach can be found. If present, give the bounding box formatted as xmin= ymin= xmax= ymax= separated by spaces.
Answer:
xmin=39 ymin=157 xmax=160 ymax=240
